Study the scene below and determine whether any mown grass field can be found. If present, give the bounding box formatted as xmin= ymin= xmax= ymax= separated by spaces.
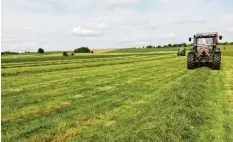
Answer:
xmin=107 ymin=47 xmax=192 ymax=53
xmin=1 ymin=45 xmax=233 ymax=142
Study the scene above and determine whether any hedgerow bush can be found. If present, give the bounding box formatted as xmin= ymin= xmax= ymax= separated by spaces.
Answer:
xmin=74 ymin=47 xmax=91 ymax=53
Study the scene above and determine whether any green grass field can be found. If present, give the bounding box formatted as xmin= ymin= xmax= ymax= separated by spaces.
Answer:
xmin=1 ymin=46 xmax=233 ymax=142
xmin=106 ymin=47 xmax=192 ymax=53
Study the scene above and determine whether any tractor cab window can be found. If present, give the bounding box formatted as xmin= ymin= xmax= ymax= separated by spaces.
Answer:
xmin=197 ymin=38 xmax=214 ymax=46
xmin=196 ymin=37 xmax=214 ymax=53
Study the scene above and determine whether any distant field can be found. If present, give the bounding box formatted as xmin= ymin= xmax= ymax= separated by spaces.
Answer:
xmin=220 ymin=45 xmax=233 ymax=56
xmin=106 ymin=46 xmax=192 ymax=53
xmin=1 ymin=45 xmax=233 ymax=141
xmin=107 ymin=45 xmax=233 ymax=54
xmin=91 ymin=48 xmax=119 ymax=54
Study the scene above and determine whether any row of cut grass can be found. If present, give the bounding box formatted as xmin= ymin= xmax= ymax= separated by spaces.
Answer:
xmin=1 ymin=54 xmax=175 ymax=76
xmin=1 ymin=52 xmax=173 ymax=63
xmin=1 ymin=55 xmax=153 ymax=69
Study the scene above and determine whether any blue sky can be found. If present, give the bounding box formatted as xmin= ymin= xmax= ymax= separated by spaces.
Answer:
xmin=2 ymin=0 xmax=233 ymax=52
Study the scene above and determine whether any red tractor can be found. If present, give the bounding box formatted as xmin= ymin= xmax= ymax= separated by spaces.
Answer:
xmin=187 ymin=32 xmax=223 ymax=70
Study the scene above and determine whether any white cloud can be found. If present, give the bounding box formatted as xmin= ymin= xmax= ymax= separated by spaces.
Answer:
xmin=72 ymin=26 xmax=103 ymax=37
xmin=163 ymin=33 xmax=176 ymax=38
xmin=110 ymin=0 xmax=136 ymax=5
xmin=156 ymin=0 xmax=169 ymax=3
xmin=227 ymin=27 xmax=233 ymax=32
xmin=97 ymin=22 xmax=109 ymax=30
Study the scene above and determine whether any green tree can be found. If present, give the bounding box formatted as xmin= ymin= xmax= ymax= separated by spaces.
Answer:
xmin=183 ymin=43 xmax=187 ymax=47
xmin=74 ymin=47 xmax=91 ymax=53
xmin=38 ymin=48 xmax=44 ymax=53
xmin=223 ymin=42 xmax=229 ymax=45
xmin=63 ymin=52 xmax=68 ymax=56
xmin=146 ymin=45 xmax=153 ymax=48
xmin=172 ymin=44 xmax=177 ymax=47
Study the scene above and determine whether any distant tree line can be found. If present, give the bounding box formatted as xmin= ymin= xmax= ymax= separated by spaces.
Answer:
xmin=132 ymin=42 xmax=233 ymax=49
xmin=132 ymin=43 xmax=188 ymax=49
xmin=218 ymin=42 xmax=233 ymax=45
xmin=1 ymin=51 xmax=19 ymax=55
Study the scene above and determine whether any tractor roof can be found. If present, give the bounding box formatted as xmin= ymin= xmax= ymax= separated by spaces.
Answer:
xmin=194 ymin=32 xmax=218 ymax=38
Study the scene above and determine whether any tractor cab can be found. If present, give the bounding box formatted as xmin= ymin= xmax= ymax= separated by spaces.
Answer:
xmin=177 ymin=47 xmax=186 ymax=56
xmin=189 ymin=32 xmax=222 ymax=54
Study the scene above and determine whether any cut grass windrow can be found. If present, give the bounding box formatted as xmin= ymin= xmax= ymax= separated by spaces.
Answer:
xmin=1 ymin=55 xmax=153 ymax=69
xmin=1 ymin=55 xmax=176 ymax=76
xmin=1 ymin=52 xmax=173 ymax=63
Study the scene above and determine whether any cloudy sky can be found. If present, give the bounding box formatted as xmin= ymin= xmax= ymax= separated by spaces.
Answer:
xmin=2 ymin=0 xmax=233 ymax=52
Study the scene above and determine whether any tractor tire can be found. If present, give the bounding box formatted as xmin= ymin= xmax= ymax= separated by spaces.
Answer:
xmin=187 ymin=52 xmax=195 ymax=69
xmin=212 ymin=52 xmax=221 ymax=70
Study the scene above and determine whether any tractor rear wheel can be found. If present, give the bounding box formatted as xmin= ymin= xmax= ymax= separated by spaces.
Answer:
xmin=212 ymin=52 xmax=221 ymax=70
xmin=187 ymin=52 xmax=195 ymax=69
